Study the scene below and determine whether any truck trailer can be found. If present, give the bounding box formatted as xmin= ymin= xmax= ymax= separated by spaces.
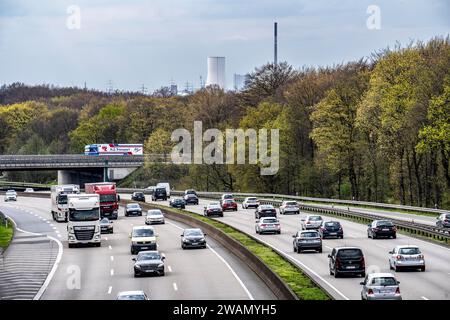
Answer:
xmin=84 ymin=144 xmax=143 ymax=155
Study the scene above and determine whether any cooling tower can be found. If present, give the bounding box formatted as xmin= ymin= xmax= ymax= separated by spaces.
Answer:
xmin=206 ymin=56 xmax=226 ymax=89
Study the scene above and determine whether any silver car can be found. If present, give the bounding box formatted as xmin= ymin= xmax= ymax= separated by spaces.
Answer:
xmin=279 ymin=201 xmax=300 ymax=215
xmin=4 ymin=190 xmax=17 ymax=202
xmin=116 ymin=290 xmax=149 ymax=300
xmin=145 ymin=209 xmax=165 ymax=225
xmin=360 ymin=273 xmax=402 ymax=300
xmin=389 ymin=245 xmax=425 ymax=272
xmin=255 ymin=217 xmax=281 ymax=234
xmin=301 ymin=215 xmax=323 ymax=230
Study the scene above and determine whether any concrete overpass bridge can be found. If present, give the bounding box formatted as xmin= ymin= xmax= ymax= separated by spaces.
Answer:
xmin=0 ymin=154 xmax=168 ymax=186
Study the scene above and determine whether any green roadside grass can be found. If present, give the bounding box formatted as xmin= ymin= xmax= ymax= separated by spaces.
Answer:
xmin=0 ymin=220 xmax=14 ymax=249
xmin=149 ymin=203 xmax=330 ymax=300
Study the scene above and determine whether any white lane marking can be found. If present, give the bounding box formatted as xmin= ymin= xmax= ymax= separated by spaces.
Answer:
xmin=108 ymin=245 xmax=112 ymax=250
xmin=166 ymin=220 xmax=254 ymax=300
xmin=346 ymin=233 xmax=357 ymax=238
xmin=57 ymin=234 xmax=62 ymax=238
xmin=110 ymin=256 xmax=114 ymax=262
xmin=254 ymin=236 xmax=349 ymax=300
xmin=168 ymin=266 xmax=172 ymax=272
xmin=421 ymin=296 xmax=429 ymax=300
xmin=52 ymin=226 xmax=57 ymax=230
xmin=55 ymin=230 xmax=60 ymax=234
xmin=107 ymin=286 xmax=113 ymax=294
xmin=173 ymin=283 xmax=178 ymax=291
xmin=105 ymin=237 xmax=108 ymax=241
xmin=110 ymin=269 xmax=114 ymax=276
xmin=325 ymin=245 xmax=332 ymax=250
xmin=7 ymin=216 xmax=64 ymax=301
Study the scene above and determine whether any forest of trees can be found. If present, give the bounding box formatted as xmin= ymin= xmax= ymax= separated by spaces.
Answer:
xmin=1 ymin=37 xmax=449 ymax=208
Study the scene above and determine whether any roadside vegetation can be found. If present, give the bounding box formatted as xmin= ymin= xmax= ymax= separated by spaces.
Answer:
xmin=1 ymin=37 xmax=449 ymax=209
xmin=147 ymin=203 xmax=330 ymax=300
xmin=0 ymin=219 xmax=13 ymax=249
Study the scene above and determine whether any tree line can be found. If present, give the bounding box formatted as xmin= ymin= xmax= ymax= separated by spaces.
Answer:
xmin=0 ymin=37 xmax=449 ymax=208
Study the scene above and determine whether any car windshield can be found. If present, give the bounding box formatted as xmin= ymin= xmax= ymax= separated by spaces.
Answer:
xmin=301 ymin=232 xmax=319 ymax=238
xmin=186 ymin=194 xmax=197 ymax=198
xmin=325 ymin=222 xmax=339 ymax=227
xmin=399 ymin=247 xmax=421 ymax=255
xmin=173 ymin=199 xmax=183 ymax=203
xmin=6 ymin=191 xmax=15 ymax=195
xmin=137 ymin=252 xmax=161 ymax=261
xmin=377 ymin=221 xmax=393 ymax=227
xmin=148 ymin=210 xmax=162 ymax=216
xmin=156 ymin=188 xmax=166 ymax=193
xmin=371 ymin=277 xmax=397 ymax=286
xmin=134 ymin=193 xmax=144 ymax=197
xmin=286 ymin=202 xmax=297 ymax=206
xmin=223 ymin=194 xmax=233 ymax=199
xmin=247 ymin=198 xmax=257 ymax=201
xmin=309 ymin=216 xmax=322 ymax=221
xmin=117 ymin=294 xmax=146 ymax=300
xmin=100 ymin=194 xmax=116 ymax=203
xmin=58 ymin=195 xmax=68 ymax=205
xmin=260 ymin=205 xmax=273 ymax=210
xmin=445 ymin=214 xmax=450 ymax=219
xmin=209 ymin=202 xmax=220 ymax=206
xmin=69 ymin=209 xmax=99 ymax=221
xmin=133 ymin=229 xmax=154 ymax=237
xmin=262 ymin=218 xmax=277 ymax=223
xmin=128 ymin=204 xmax=140 ymax=209
xmin=337 ymin=249 xmax=363 ymax=258
xmin=186 ymin=190 xmax=196 ymax=194
xmin=185 ymin=229 xmax=203 ymax=236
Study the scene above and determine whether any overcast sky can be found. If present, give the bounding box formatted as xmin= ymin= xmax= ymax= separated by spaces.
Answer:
xmin=0 ymin=0 xmax=448 ymax=92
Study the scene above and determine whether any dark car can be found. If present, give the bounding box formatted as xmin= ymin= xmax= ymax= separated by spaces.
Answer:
xmin=221 ymin=199 xmax=238 ymax=211
xmin=319 ymin=221 xmax=344 ymax=239
xmin=131 ymin=192 xmax=146 ymax=202
xmin=367 ymin=220 xmax=397 ymax=239
xmin=132 ymin=251 xmax=165 ymax=277
xmin=184 ymin=193 xmax=199 ymax=205
xmin=100 ymin=217 xmax=114 ymax=234
xmin=204 ymin=202 xmax=223 ymax=217
xmin=181 ymin=228 xmax=207 ymax=249
xmin=125 ymin=203 xmax=142 ymax=217
xmin=152 ymin=187 xmax=167 ymax=201
xmin=292 ymin=230 xmax=322 ymax=253
xmin=255 ymin=205 xmax=277 ymax=219
xmin=170 ymin=198 xmax=186 ymax=209
xmin=329 ymin=247 xmax=366 ymax=278
xmin=436 ymin=214 xmax=450 ymax=228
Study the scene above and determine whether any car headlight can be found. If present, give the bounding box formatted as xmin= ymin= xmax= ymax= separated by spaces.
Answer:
xmin=157 ymin=263 xmax=164 ymax=268
xmin=134 ymin=264 xmax=141 ymax=269
xmin=183 ymin=239 xmax=190 ymax=243
xmin=132 ymin=241 xmax=138 ymax=245
xmin=199 ymin=238 xmax=205 ymax=242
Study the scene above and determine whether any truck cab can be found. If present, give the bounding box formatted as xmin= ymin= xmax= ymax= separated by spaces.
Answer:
xmin=51 ymin=185 xmax=80 ymax=222
xmin=67 ymin=194 xmax=101 ymax=248
xmin=85 ymin=182 xmax=120 ymax=219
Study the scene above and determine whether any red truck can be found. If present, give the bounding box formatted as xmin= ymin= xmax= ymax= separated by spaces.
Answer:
xmin=85 ymin=182 xmax=120 ymax=219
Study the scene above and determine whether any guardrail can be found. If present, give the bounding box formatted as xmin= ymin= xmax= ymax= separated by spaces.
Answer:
xmin=120 ymin=199 xmax=299 ymax=300
xmin=168 ymin=190 xmax=449 ymax=215
xmin=169 ymin=191 xmax=450 ymax=244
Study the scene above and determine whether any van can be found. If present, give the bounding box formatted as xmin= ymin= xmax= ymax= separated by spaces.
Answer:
xmin=156 ymin=182 xmax=171 ymax=198
xmin=130 ymin=226 xmax=158 ymax=254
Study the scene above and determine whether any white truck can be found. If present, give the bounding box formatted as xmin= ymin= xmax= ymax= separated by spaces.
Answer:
xmin=67 ymin=194 xmax=101 ymax=248
xmin=51 ymin=185 xmax=80 ymax=222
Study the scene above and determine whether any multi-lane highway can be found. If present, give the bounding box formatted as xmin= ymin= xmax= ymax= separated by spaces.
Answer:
xmin=0 ymin=196 xmax=275 ymax=300
xmin=148 ymin=195 xmax=450 ymax=300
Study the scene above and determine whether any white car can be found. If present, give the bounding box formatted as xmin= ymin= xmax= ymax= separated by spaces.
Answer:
xmin=4 ymin=190 xmax=17 ymax=202
xmin=242 ymin=197 xmax=259 ymax=209
xmin=279 ymin=200 xmax=300 ymax=214
xmin=24 ymin=188 xmax=35 ymax=193
xmin=145 ymin=209 xmax=165 ymax=225
xmin=389 ymin=245 xmax=425 ymax=272
xmin=116 ymin=290 xmax=149 ymax=300
xmin=255 ymin=217 xmax=281 ymax=234
xmin=301 ymin=215 xmax=323 ymax=230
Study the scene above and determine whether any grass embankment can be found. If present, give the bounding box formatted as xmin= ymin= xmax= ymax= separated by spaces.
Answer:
xmin=0 ymin=219 xmax=14 ymax=249
xmin=149 ymin=203 xmax=330 ymax=300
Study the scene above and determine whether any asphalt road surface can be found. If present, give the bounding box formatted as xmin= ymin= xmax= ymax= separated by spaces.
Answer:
xmin=0 ymin=196 xmax=275 ymax=300
xmin=147 ymin=195 xmax=450 ymax=300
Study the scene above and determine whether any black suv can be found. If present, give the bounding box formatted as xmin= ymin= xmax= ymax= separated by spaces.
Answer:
xmin=152 ymin=187 xmax=167 ymax=201
xmin=184 ymin=193 xmax=199 ymax=205
xmin=367 ymin=220 xmax=397 ymax=239
xmin=255 ymin=205 xmax=277 ymax=219
xmin=329 ymin=247 xmax=365 ymax=278
xmin=170 ymin=198 xmax=186 ymax=209
xmin=131 ymin=192 xmax=146 ymax=202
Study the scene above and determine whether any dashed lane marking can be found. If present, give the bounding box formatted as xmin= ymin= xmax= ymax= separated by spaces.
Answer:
xmin=173 ymin=283 xmax=178 ymax=291
xmin=108 ymin=286 xmax=112 ymax=294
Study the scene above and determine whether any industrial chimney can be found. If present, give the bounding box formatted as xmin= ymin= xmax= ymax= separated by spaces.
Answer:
xmin=206 ymin=56 xmax=226 ymax=89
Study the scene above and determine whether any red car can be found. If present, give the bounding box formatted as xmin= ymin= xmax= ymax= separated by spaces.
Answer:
xmin=221 ymin=199 xmax=238 ymax=211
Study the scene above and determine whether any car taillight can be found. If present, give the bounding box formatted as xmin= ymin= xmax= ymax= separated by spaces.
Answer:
xmin=361 ymin=257 xmax=365 ymax=267
xmin=276 ymin=224 xmax=280 ymax=228
xmin=396 ymin=255 xmax=404 ymax=260
xmin=395 ymin=287 xmax=400 ymax=294
xmin=306 ymin=222 xmax=311 ymax=224
xmin=368 ymin=289 xmax=374 ymax=295
xmin=261 ymin=224 xmax=267 ymax=227
xmin=335 ymin=258 xmax=340 ymax=268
